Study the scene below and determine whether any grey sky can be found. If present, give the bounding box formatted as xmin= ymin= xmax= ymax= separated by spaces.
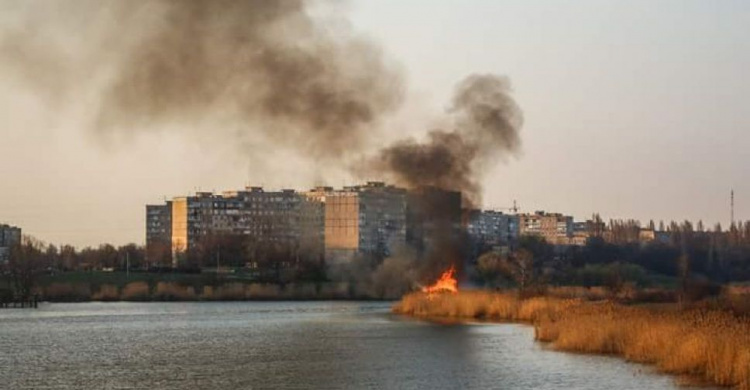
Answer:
xmin=1 ymin=0 xmax=748 ymax=247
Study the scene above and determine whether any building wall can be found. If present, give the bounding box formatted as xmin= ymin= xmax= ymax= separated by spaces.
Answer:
xmin=160 ymin=188 xmax=327 ymax=267
xmin=146 ymin=204 xmax=171 ymax=242
xmin=519 ymin=211 xmax=573 ymax=244
xmin=324 ymin=192 xmax=360 ymax=251
xmin=171 ymin=198 xmax=189 ymax=264
xmin=466 ymin=210 xmax=520 ymax=246
xmin=0 ymin=224 xmax=22 ymax=263
xmin=358 ymin=186 xmax=407 ymax=254
xmin=306 ymin=182 xmax=407 ymax=263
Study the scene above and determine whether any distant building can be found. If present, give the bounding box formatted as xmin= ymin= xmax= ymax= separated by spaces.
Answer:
xmin=466 ymin=210 xmax=520 ymax=247
xmin=145 ymin=202 xmax=172 ymax=266
xmin=518 ymin=211 xmax=573 ymax=245
xmin=638 ymin=229 xmax=671 ymax=245
xmin=169 ymin=188 xmax=322 ymax=266
xmin=306 ymin=182 xmax=407 ymax=264
xmin=146 ymin=187 xmax=325 ymax=267
xmin=638 ymin=228 xmax=656 ymax=243
xmin=570 ymin=221 xmax=590 ymax=246
xmin=0 ymin=224 xmax=22 ymax=263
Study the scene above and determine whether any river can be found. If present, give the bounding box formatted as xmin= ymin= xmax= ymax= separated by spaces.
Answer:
xmin=0 ymin=301 xmax=680 ymax=389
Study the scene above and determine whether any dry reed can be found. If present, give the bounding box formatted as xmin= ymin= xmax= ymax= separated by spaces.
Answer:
xmin=91 ymin=284 xmax=119 ymax=301
xmin=394 ymin=290 xmax=750 ymax=389
xmin=120 ymin=281 xmax=150 ymax=301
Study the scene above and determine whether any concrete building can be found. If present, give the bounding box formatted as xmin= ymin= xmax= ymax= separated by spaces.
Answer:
xmin=169 ymin=188 xmax=323 ymax=263
xmin=570 ymin=221 xmax=590 ymax=246
xmin=466 ymin=210 xmax=520 ymax=247
xmin=519 ymin=211 xmax=573 ymax=245
xmin=0 ymin=224 xmax=22 ymax=263
xmin=306 ymin=182 xmax=407 ymax=264
xmin=145 ymin=202 xmax=172 ymax=265
xmin=146 ymin=187 xmax=325 ymax=267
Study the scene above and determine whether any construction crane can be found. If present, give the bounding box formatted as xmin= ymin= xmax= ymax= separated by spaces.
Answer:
xmin=492 ymin=200 xmax=520 ymax=214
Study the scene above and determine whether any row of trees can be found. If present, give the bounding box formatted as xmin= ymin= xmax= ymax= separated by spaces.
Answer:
xmin=472 ymin=217 xmax=750 ymax=292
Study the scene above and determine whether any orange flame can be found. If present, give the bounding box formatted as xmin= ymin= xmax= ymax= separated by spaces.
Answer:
xmin=421 ymin=266 xmax=458 ymax=296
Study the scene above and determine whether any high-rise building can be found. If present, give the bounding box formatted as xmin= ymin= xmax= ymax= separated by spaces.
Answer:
xmin=0 ymin=224 xmax=22 ymax=263
xmin=145 ymin=203 xmax=172 ymax=266
xmin=147 ymin=187 xmax=325 ymax=267
xmin=518 ymin=211 xmax=573 ymax=245
xmin=306 ymin=182 xmax=407 ymax=264
xmin=169 ymin=188 xmax=324 ymax=265
xmin=466 ymin=210 xmax=520 ymax=247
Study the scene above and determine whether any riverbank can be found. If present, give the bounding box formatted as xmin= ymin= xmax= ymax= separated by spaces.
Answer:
xmin=33 ymin=280 xmax=389 ymax=302
xmin=393 ymin=290 xmax=750 ymax=389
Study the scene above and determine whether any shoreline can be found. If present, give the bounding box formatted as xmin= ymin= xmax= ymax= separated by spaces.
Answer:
xmin=393 ymin=290 xmax=750 ymax=390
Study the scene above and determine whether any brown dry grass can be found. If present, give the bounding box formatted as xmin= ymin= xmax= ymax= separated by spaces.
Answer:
xmin=92 ymin=284 xmax=119 ymax=301
xmin=394 ymin=290 xmax=750 ymax=389
xmin=120 ymin=281 xmax=150 ymax=301
xmin=152 ymin=282 xmax=197 ymax=301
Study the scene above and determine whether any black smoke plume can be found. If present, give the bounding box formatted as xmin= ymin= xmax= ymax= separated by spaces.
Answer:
xmin=0 ymin=0 xmax=403 ymax=159
xmin=369 ymin=74 xmax=523 ymax=208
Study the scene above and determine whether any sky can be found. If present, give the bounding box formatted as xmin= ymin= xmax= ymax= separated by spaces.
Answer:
xmin=0 ymin=0 xmax=749 ymax=247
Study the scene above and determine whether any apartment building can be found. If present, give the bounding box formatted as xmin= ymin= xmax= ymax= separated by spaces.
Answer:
xmin=466 ymin=210 xmax=520 ymax=246
xmin=146 ymin=187 xmax=325 ymax=267
xmin=145 ymin=202 xmax=172 ymax=265
xmin=518 ymin=211 xmax=573 ymax=245
xmin=0 ymin=224 xmax=22 ymax=263
xmin=306 ymin=182 xmax=407 ymax=264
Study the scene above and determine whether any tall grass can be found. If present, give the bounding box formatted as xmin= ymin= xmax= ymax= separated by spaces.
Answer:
xmin=394 ymin=291 xmax=750 ymax=389
xmin=39 ymin=281 xmax=372 ymax=301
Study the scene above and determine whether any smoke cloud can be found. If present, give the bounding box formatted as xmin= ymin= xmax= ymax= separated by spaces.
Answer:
xmin=0 ymin=0 xmax=403 ymax=159
xmin=367 ymin=74 xmax=523 ymax=207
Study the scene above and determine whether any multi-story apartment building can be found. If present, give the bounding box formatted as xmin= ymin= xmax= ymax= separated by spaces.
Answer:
xmin=0 ymin=224 xmax=22 ymax=263
xmin=171 ymin=188 xmax=323 ymax=262
xmin=519 ymin=211 xmax=573 ymax=245
xmin=146 ymin=187 xmax=324 ymax=267
xmin=306 ymin=182 xmax=407 ymax=264
xmin=466 ymin=210 xmax=520 ymax=247
xmin=145 ymin=203 xmax=172 ymax=265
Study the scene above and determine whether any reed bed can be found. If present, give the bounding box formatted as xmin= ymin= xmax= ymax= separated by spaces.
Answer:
xmin=393 ymin=291 xmax=750 ymax=389
xmin=39 ymin=281 xmax=363 ymax=301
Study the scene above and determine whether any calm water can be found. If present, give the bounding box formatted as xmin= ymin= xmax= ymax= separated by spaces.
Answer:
xmin=0 ymin=301 xmax=679 ymax=389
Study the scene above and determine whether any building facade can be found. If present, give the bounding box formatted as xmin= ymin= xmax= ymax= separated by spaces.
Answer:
xmin=146 ymin=187 xmax=325 ymax=267
xmin=519 ymin=211 xmax=573 ymax=245
xmin=306 ymin=182 xmax=407 ymax=264
xmin=145 ymin=203 xmax=172 ymax=266
xmin=466 ymin=210 xmax=520 ymax=247
xmin=0 ymin=224 xmax=22 ymax=263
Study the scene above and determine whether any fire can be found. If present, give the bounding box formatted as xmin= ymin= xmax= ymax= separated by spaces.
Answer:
xmin=421 ymin=266 xmax=458 ymax=296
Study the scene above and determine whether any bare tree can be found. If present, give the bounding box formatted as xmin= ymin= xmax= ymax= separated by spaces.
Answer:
xmin=8 ymin=236 xmax=45 ymax=300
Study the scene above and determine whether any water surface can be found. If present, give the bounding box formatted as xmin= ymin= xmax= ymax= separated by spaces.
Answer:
xmin=1 ymin=302 xmax=679 ymax=389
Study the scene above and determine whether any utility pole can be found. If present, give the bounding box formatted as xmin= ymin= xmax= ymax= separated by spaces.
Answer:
xmin=126 ymin=252 xmax=130 ymax=280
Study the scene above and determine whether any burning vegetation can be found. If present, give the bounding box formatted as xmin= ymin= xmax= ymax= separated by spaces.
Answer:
xmin=421 ymin=266 xmax=459 ymax=297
